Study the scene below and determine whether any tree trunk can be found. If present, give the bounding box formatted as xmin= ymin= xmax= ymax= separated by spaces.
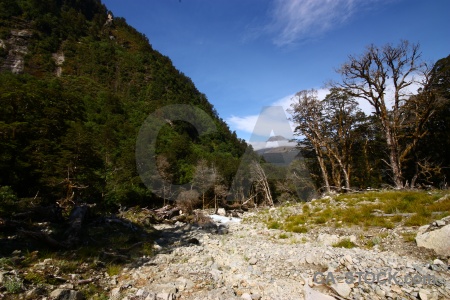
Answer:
xmin=385 ymin=128 xmax=404 ymax=188
xmin=316 ymin=147 xmax=331 ymax=193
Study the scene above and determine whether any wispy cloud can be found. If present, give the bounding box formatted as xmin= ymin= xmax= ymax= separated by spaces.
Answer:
xmin=227 ymin=89 xmax=330 ymax=140
xmin=266 ymin=0 xmax=386 ymax=46
xmin=228 ymin=114 xmax=259 ymax=134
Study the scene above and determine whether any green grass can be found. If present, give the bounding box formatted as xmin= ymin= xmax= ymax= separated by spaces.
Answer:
xmin=106 ymin=263 xmax=122 ymax=276
xmin=332 ymin=238 xmax=357 ymax=248
xmin=262 ymin=190 xmax=450 ymax=234
xmin=404 ymin=214 xmax=433 ymax=226
xmin=279 ymin=233 xmax=289 ymax=239
xmin=3 ymin=276 xmax=23 ymax=294
xmin=401 ymin=232 xmax=417 ymax=242
xmin=267 ymin=221 xmax=282 ymax=229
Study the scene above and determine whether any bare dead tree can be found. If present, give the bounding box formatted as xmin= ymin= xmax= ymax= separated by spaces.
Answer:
xmin=250 ymin=161 xmax=273 ymax=207
xmin=176 ymin=189 xmax=200 ymax=214
xmin=193 ymin=159 xmax=215 ymax=210
xmin=155 ymin=155 xmax=174 ymax=206
xmin=334 ymin=41 xmax=436 ymax=188
xmin=290 ymin=89 xmax=331 ymax=193
xmin=211 ymin=164 xmax=228 ymax=213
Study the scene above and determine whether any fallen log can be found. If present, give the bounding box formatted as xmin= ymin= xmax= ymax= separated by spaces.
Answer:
xmin=152 ymin=206 xmax=180 ymax=220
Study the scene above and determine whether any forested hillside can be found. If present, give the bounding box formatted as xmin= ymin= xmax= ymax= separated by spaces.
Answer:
xmin=0 ymin=0 xmax=248 ymax=210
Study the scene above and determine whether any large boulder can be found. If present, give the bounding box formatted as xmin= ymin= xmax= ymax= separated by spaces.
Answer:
xmin=416 ymin=217 xmax=450 ymax=257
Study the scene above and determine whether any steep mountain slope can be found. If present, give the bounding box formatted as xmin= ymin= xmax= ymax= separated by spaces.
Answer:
xmin=0 ymin=0 xmax=247 ymax=208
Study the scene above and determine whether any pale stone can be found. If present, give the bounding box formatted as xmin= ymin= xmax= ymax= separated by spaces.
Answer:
xmin=217 ymin=208 xmax=226 ymax=216
xmin=304 ymin=284 xmax=335 ymax=300
xmin=331 ymin=282 xmax=351 ymax=298
xmin=416 ymin=225 xmax=450 ymax=256
xmin=241 ymin=293 xmax=252 ymax=300
xmin=419 ymin=289 xmax=429 ymax=300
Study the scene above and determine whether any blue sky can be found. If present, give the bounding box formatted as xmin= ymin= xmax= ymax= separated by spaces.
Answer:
xmin=102 ymin=0 xmax=450 ymax=146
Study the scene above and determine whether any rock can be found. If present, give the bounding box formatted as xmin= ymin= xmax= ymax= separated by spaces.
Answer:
xmin=417 ymin=224 xmax=430 ymax=235
xmin=317 ymin=233 xmax=339 ymax=246
xmin=416 ymin=224 xmax=450 ymax=256
xmin=217 ymin=208 xmax=226 ymax=216
xmin=304 ymin=284 xmax=335 ymax=300
xmin=156 ymin=292 xmax=175 ymax=300
xmin=343 ymin=254 xmax=353 ymax=264
xmin=375 ymin=285 xmax=385 ymax=297
xmin=241 ymin=293 xmax=252 ymax=300
xmin=110 ymin=287 xmax=121 ymax=300
xmin=435 ymin=220 xmax=446 ymax=227
xmin=217 ymin=225 xmax=229 ymax=234
xmin=25 ymin=287 xmax=46 ymax=299
xmin=248 ymin=257 xmax=258 ymax=265
xmin=433 ymin=259 xmax=445 ymax=265
xmin=145 ymin=293 xmax=156 ymax=300
xmin=331 ymin=282 xmax=351 ymax=298
xmin=0 ymin=272 xmax=6 ymax=284
xmin=419 ymin=289 xmax=429 ymax=300
xmin=49 ymin=289 xmax=84 ymax=300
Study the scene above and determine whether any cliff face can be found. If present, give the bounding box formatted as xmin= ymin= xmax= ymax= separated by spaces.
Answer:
xmin=0 ymin=29 xmax=32 ymax=74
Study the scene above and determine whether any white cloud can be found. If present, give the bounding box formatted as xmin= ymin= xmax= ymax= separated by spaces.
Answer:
xmin=227 ymin=114 xmax=259 ymax=134
xmin=267 ymin=0 xmax=387 ymax=46
xmin=227 ymin=77 xmax=423 ymax=150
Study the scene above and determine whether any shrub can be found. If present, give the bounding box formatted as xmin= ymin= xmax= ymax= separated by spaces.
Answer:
xmin=0 ymin=186 xmax=17 ymax=205
xmin=267 ymin=221 xmax=281 ymax=229
xmin=332 ymin=238 xmax=356 ymax=248
xmin=176 ymin=190 xmax=200 ymax=214
xmin=3 ymin=275 xmax=23 ymax=294
xmin=289 ymin=225 xmax=308 ymax=233
xmin=279 ymin=233 xmax=288 ymax=239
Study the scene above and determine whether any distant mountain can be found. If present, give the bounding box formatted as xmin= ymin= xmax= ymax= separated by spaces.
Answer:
xmin=256 ymin=136 xmax=299 ymax=167
xmin=267 ymin=135 xmax=288 ymax=142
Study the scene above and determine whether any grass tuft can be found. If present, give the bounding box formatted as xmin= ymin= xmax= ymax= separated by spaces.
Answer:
xmin=332 ymin=238 xmax=357 ymax=248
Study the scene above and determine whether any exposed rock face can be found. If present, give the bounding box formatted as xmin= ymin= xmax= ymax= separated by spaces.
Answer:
xmin=0 ymin=29 xmax=32 ymax=74
xmin=416 ymin=217 xmax=450 ymax=257
xmin=52 ymin=52 xmax=65 ymax=77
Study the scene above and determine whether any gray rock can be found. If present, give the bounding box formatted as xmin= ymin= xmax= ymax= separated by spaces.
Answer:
xmin=49 ymin=289 xmax=84 ymax=300
xmin=435 ymin=220 xmax=446 ymax=227
xmin=416 ymin=224 xmax=450 ymax=256
xmin=317 ymin=233 xmax=339 ymax=246
xmin=25 ymin=287 xmax=46 ymax=299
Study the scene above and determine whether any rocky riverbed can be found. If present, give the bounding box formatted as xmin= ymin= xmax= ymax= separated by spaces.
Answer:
xmin=109 ymin=212 xmax=450 ymax=300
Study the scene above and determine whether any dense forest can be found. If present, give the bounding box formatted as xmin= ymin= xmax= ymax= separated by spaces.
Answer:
xmin=0 ymin=0 xmax=251 ymax=212
xmin=0 ymin=0 xmax=449 ymax=216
